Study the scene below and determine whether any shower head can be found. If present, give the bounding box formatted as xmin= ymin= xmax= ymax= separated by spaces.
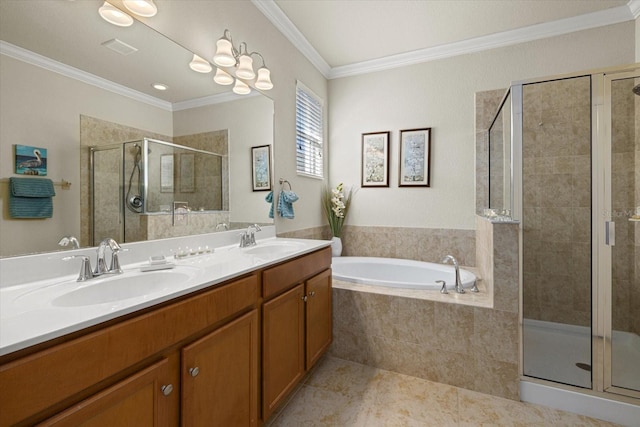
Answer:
xmin=634 ymin=84 xmax=640 ymax=96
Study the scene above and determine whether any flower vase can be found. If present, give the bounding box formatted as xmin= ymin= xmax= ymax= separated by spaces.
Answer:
xmin=331 ymin=236 xmax=342 ymax=257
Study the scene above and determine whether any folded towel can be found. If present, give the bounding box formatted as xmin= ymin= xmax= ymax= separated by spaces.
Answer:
xmin=265 ymin=191 xmax=274 ymax=219
xmin=277 ymin=190 xmax=298 ymax=219
xmin=9 ymin=177 xmax=56 ymax=218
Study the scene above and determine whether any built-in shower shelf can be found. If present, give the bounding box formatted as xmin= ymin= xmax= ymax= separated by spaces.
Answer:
xmin=629 ymin=218 xmax=640 ymax=222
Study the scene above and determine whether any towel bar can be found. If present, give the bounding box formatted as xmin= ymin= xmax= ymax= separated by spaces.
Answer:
xmin=0 ymin=178 xmax=71 ymax=190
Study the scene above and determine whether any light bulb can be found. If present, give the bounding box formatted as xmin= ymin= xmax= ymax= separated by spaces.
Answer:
xmin=213 ymin=38 xmax=236 ymax=67
xmin=233 ymin=79 xmax=251 ymax=95
xmin=235 ymin=54 xmax=255 ymax=80
xmin=214 ymin=68 xmax=234 ymax=85
xmin=189 ymin=54 xmax=212 ymax=73
xmin=255 ymin=67 xmax=273 ymax=90
xmin=98 ymin=1 xmax=133 ymax=27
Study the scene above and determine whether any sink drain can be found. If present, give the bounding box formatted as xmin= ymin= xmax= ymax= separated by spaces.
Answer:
xmin=575 ymin=362 xmax=591 ymax=372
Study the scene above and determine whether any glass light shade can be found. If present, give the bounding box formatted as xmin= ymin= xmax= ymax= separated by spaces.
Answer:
xmin=122 ymin=0 xmax=157 ymax=17
xmin=98 ymin=2 xmax=133 ymax=27
xmin=232 ymin=79 xmax=251 ymax=95
xmin=213 ymin=68 xmax=234 ymax=85
xmin=213 ymin=38 xmax=236 ymax=67
xmin=235 ymin=55 xmax=255 ymax=80
xmin=255 ymin=67 xmax=273 ymax=90
xmin=189 ymin=54 xmax=212 ymax=73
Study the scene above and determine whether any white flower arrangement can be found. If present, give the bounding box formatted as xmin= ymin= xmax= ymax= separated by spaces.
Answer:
xmin=322 ymin=182 xmax=352 ymax=237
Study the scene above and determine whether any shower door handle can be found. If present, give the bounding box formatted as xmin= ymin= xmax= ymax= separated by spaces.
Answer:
xmin=605 ymin=221 xmax=615 ymax=246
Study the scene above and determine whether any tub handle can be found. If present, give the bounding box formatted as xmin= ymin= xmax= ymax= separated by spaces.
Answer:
xmin=436 ymin=280 xmax=448 ymax=294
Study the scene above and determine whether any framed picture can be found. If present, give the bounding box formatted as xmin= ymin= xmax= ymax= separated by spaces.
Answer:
xmin=15 ymin=144 xmax=47 ymax=176
xmin=251 ymin=145 xmax=271 ymax=191
xmin=361 ymin=131 xmax=390 ymax=187
xmin=399 ymin=128 xmax=431 ymax=187
xmin=180 ymin=153 xmax=195 ymax=193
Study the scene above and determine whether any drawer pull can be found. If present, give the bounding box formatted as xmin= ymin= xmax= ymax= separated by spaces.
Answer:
xmin=161 ymin=384 xmax=173 ymax=396
xmin=302 ymin=295 xmax=307 ymax=302
xmin=189 ymin=367 xmax=200 ymax=377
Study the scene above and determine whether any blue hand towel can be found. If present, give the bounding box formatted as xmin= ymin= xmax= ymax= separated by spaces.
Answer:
xmin=9 ymin=177 xmax=56 ymax=218
xmin=277 ymin=190 xmax=298 ymax=219
xmin=265 ymin=191 xmax=274 ymax=219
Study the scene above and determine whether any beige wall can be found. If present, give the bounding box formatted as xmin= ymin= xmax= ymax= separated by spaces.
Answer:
xmin=328 ymin=23 xmax=635 ymax=232
xmin=0 ymin=56 xmax=172 ymax=256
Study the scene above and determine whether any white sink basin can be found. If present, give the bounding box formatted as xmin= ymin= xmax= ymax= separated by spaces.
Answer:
xmin=243 ymin=240 xmax=308 ymax=257
xmin=14 ymin=267 xmax=200 ymax=308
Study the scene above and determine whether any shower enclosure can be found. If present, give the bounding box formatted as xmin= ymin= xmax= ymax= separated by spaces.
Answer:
xmin=90 ymin=138 xmax=227 ymax=246
xmin=488 ymin=64 xmax=640 ymax=403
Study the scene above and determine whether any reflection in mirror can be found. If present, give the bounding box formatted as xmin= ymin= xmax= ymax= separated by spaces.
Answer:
xmin=0 ymin=0 xmax=274 ymax=257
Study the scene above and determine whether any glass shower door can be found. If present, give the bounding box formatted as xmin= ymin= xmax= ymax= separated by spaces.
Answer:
xmin=605 ymin=72 xmax=640 ymax=397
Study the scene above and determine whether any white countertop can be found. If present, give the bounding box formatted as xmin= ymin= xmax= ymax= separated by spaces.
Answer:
xmin=0 ymin=237 xmax=330 ymax=357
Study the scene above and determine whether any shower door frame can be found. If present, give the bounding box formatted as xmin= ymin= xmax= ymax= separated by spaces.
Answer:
xmin=512 ymin=63 xmax=640 ymax=401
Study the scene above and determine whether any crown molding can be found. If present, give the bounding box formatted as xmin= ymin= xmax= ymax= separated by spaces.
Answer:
xmin=0 ymin=40 xmax=173 ymax=111
xmin=172 ymin=90 xmax=260 ymax=111
xmin=254 ymin=1 xmax=637 ymax=80
xmin=251 ymin=0 xmax=331 ymax=78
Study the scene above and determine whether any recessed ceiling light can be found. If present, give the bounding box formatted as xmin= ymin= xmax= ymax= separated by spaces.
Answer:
xmin=98 ymin=1 xmax=133 ymax=27
xmin=152 ymin=83 xmax=168 ymax=91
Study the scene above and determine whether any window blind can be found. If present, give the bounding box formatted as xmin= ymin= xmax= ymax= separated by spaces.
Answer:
xmin=295 ymin=82 xmax=324 ymax=178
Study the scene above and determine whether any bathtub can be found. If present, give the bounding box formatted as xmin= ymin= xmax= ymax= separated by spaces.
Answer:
xmin=331 ymin=256 xmax=476 ymax=291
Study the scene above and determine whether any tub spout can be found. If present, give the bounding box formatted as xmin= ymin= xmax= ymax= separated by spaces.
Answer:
xmin=442 ymin=255 xmax=465 ymax=294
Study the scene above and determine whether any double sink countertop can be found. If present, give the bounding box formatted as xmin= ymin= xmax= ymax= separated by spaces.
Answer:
xmin=0 ymin=235 xmax=330 ymax=357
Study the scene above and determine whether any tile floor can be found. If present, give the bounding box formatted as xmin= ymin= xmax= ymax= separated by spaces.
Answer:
xmin=265 ymin=356 xmax=621 ymax=426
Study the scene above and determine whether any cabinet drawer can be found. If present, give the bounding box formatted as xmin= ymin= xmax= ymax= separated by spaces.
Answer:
xmin=0 ymin=274 xmax=258 ymax=427
xmin=262 ymin=247 xmax=331 ymax=299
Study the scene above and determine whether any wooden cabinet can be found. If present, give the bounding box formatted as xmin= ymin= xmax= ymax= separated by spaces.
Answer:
xmin=305 ymin=269 xmax=332 ymax=369
xmin=262 ymin=285 xmax=306 ymax=418
xmin=261 ymin=248 xmax=332 ymax=421
xmin=182 ymin=309 xmax=259 ymax=427
xmin=38 ymin=359 xmax=172 ymax=427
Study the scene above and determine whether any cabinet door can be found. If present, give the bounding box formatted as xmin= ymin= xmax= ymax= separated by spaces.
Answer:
xmin=38 ymin=359 xmax=173 ymax=427
xmin=262 ymin=284 xmax=305 ymax=419
xmin=306 ymin=269 xmax=333 ymax=369
xmin=181 ymin=309 xmax=259 ymax=427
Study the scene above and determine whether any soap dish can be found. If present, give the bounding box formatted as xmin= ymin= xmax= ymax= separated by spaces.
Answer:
xmin=140 ymin=262 xmax=175 ymax=272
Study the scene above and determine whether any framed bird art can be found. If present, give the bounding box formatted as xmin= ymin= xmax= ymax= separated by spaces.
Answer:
xmin=15 ymin=144 xmax=47 ymax=176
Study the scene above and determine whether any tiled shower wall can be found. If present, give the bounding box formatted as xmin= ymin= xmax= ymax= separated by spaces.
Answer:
xmin=635 ymin=82 xmax=640 ymax=336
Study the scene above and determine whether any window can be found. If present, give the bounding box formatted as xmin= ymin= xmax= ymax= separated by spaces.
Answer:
xmin=296 ymin=81 xmax=324 ymax=178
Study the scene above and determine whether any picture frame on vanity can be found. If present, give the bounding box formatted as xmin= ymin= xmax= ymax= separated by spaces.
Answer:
xmin=399 ymin=127 xmax=431 ymax=187
xmin=361 ymin=131 xmax=390 ymax=187
xmin=251 ymin=144 xmax=271 ymax=191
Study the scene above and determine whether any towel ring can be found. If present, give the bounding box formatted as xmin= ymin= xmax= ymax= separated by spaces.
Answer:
xmin=279 ymin=178 xmax=292 ymax=190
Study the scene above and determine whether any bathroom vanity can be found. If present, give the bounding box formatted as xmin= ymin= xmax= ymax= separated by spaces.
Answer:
xmin=0 ymin=238 xmax=332 ymax=427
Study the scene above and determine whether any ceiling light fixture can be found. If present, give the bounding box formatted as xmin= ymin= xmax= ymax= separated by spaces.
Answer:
xmin=208 ymin=29 xmax=273 ymax=94
xmin=152 ymin=83 xmax=168 ymax=91
xmin=122 ymin=0 xmax=157 ymax=17
xmin=98 ymin=1 xmax=134 ymax=27
xmin=189 ymin=54 xmax=212 ymax=73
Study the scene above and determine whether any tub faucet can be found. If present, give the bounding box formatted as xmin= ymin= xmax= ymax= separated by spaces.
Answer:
xmin=442 ymin=255 xmax=465 ymax=294
xmin=94 ymin=238 xmax=123 ymax=276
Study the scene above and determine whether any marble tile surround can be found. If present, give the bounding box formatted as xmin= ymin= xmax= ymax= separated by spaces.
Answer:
xmin=265 ymin=356 xmax=619 ymax=427
xmin=328 ymin=218 xmax=521 ymax=401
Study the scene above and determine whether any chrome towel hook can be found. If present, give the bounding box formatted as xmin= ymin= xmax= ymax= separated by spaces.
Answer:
xmin=279 ymin=178 xmax=292 ymax=190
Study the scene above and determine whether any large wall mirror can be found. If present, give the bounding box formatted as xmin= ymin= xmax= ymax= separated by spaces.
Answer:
xmin=0 ymin=0 xmax=274 ymax=257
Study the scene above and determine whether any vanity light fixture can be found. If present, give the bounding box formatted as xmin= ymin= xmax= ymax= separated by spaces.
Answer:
xmin=122 ymin=0 xmax=157 ymax=17
xmin=98 ymin=1 xmax=134 ymax=27
xmin=189 ymin=54 xmax=212 ymax=73
xmin=211 ymin=29 xmax=273 ymax=93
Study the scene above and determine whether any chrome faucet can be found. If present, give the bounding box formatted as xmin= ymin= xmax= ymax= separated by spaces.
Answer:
xmin=442 ymin=255 xmax=465 ymax=294
xmin=94 ymin=238 xmax=124 ymax=276
xmin=239 ymin=224 xmax=262 ymax=248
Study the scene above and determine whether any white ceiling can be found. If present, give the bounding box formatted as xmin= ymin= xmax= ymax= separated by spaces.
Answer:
xmin=259 ymin=0 xmax=638 ymax=78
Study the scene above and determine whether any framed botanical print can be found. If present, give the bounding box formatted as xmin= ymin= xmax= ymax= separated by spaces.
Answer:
xmin=399 ymin=128 xmax=431 ymax=187
xmin=251 ymin=145 xmax=271 ymax=191
xmin=361 ymin=131 xmax=390 ymax=187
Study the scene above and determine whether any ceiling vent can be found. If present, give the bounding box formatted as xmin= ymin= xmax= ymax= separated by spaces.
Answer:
xmin=101 ymin=38 xmax=138 ymax=56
